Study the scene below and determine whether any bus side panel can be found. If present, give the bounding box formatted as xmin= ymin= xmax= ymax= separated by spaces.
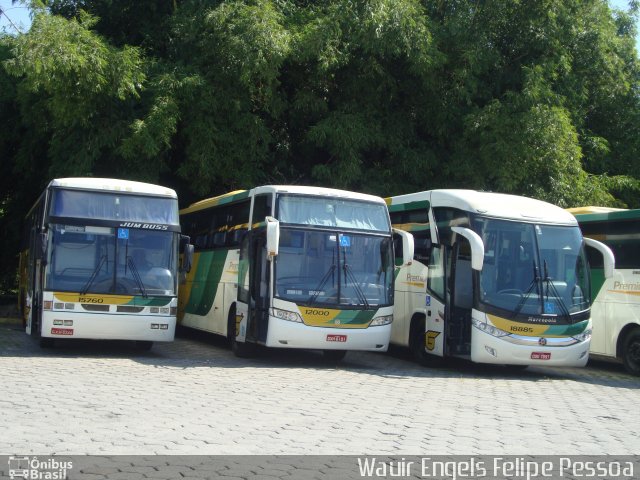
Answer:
xmin=180 ymin=248 xmax=239 ymax=335
xmin=589 ymin=270 xmax=640 ymax=358
xmin=391 ymin=261 xmax=428 ymax=347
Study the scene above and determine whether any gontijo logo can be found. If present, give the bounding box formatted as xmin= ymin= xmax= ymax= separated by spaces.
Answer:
xmin=8 ymin=456 xmax=73 ymax=480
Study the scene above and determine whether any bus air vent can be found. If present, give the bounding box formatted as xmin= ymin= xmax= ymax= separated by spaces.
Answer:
xmin=82 ymin=304 xmax=110 ymax=312
xmin=117 ymin=306 xmax=145 ymax=313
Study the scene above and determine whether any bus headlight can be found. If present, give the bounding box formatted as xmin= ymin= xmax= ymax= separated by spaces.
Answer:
xmin=572 ymin=328 xmax=592 ymax=343
xmin=272 ymin=308 xmax=303 ymax=323
xmin=472 ymin=317 xmax=509 ymax=337
xmin=370 ymin=315 xmax=393 ymax=326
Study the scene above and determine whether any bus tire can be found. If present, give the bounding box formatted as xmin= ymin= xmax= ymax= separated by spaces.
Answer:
xmin=322 ymin=350 xmax=346 ymax=362
xmin=228 ymin=307 xmax=255 ymax=358
xmin=409 ymin=316 xmax=441 ymax=366
xmin=622 ymin=330 xmax=640 ymax=376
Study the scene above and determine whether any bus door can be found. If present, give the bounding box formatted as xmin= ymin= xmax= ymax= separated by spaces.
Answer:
xmin=424 ymin=244 xmax=447 ymax=357
xmin=237 ymin=230 xmax=270 ymax=344
xmin=446 ymin=237 xmax=473 ymax=356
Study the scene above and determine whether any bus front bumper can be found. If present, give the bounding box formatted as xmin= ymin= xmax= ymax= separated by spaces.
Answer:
xmin=470 ymin=327 xmax=590 ymax=367
xmin=265 ymin=316 xmax=391 ymax=351
xmin=41 ymin=311 xmax=176 ymax=342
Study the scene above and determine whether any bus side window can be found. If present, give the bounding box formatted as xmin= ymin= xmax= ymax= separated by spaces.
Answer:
xmin=413 ymin=230 xmax=431 ymax=264
xmin=427 ymin=245 xmax=446 ymax=302
xmin=251 ymin=194 xmax=272 ymax=225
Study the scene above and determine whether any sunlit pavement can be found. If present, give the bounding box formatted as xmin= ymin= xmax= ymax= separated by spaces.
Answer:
xmin=1 ymin=317 xmax=638 ymax=455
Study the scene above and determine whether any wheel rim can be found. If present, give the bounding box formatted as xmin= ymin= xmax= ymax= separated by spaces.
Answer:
xmin=628 ymin=339 xmax=640 ymax=369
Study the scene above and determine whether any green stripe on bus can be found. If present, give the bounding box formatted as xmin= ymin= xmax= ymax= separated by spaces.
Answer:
xmin=334 ymin=310 xmax=376 ymax=325
xmin=387 ymin=200 xmax=430 ymax=213
xmin=184 ymin=250 xmax=229 ymax=316
xmin=545 ymin=319 xmax=589 ymax=336
xmin=127 ymin=297 xmax=172 ymax=307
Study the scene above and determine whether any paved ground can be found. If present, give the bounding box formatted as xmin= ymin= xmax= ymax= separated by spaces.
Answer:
xmin=1 ymin=317 xmax=639 ymax=456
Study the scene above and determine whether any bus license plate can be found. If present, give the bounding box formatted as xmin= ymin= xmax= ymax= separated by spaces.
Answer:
xmin=51 ymin=328 xmax=74 ymax=335
xmin=326 ymin=334 xmax=347 ymax=343
xmin=531 ymin=352 xmax=551 ymax=360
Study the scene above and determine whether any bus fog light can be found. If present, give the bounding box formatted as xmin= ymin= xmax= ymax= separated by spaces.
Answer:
xmin=272 ymin=308 xmax=303 ymax=323
xmin=53 ymin=320 xmax=63 ymax=325
xmin=151 ymin=323 xmax=159 ymax=329
xmin=572 ymin=328 xmax=592 ymax=343
xmin=370 ymin=315 xmax=393 ymax=326
xmin=160 ymin=324 xmax=168 ymax=330
xmin=63 ymin=320 xmax=73 ymax=326
xmin=472 ymin=317 xmax=509 ymax=337
xmin=485 ymin=346 xmax=498 ymax=357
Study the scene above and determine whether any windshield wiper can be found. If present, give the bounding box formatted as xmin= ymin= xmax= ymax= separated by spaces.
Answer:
xmin=543 ymin=260 xmax=571 ymax=322
xmin=512 ymin=261 xmax=541 ymax=319
xmin=126 ymin=256 xmax=148 ymax=298
xmin=307 ymin=264 xmax=336 ymax=306
xmin=81 ymin=255 xmax=107 ymax=295
xmin=343 ymin=263 xmax=370 ymax=309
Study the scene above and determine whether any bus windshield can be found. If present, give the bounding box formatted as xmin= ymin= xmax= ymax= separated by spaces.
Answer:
xmin=474 ymin=217 xmax=590 ymax=319
xmin=274 ymin=228 xmax=393 ymax=308
xmin=45 ymin=225 xmax=178 ymax=296
xmin=277 ymin=195 xmax=390 ymax=232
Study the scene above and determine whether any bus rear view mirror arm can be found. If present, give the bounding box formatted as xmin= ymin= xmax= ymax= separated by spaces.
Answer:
xmin=584 ymin=237 xmax=615 ymax=279
xmin=451 ymin=226 xmax=485 ymax=271
xmin=180 ymin=235 xmax=194 ymax=273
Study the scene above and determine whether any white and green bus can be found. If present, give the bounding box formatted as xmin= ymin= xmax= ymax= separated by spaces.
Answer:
xmin=388 ymin=190 xmax=614 ymax=368
xmin=18 ymin=178 xmax=192 ymax=349
xmin=178 ymin=185 xmax=396 ymax=359
xmin=568 ymin=206 xmax=640 ymax=375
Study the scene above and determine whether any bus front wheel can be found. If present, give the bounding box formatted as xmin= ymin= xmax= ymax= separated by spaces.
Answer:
xmin=409 ymin=317 xmax=441 ymax=367
xmin=228 ymin=307 xmax=255 ymax=358
xmin=622 ymin=330 xmax=640 ymax=376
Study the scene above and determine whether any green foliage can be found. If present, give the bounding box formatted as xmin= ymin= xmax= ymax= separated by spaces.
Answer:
xmin=1 ymin=0 xmax=640 ymax=290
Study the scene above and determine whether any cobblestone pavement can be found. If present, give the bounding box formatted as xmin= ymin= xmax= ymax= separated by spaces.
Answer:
xmin=1 ymin=317 xmax=639 ymax=456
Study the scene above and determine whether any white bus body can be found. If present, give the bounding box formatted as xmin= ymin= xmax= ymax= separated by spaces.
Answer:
xmin=388 ymin=190 xmax=614 ymax=367
xmin=179 ymin=186 xmax=395 ymax=359
xmin=19 ymin=178 xmax=188 ymax=349
xmin=568 ymin=206 xmax=640 ymax=375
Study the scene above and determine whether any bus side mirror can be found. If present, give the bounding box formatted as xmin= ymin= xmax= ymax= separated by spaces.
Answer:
xmin=451 ymin=227 xmax=484 ymax=271
xmin=393 ymin=228 xmax=415 ymax=266
xmin=180 ymin=235 xmax=194 ymax=273
xmin=266 ymin=216 xmax=280 ymax=260
xmin=584 ymin=238 xmax=615 ymax=279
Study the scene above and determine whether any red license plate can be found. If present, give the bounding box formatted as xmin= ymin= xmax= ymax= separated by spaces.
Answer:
xmin=531 ymin=352 xmax=551 ymax=360
xmin=326 ymin=334 xmax=347 ymax=343
xmin=51 ymin=328 xmax=74 ymax=336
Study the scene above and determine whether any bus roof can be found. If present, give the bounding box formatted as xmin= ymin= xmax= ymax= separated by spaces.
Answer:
xmin=181 ymin=185 xmax=386 ymax=215
xmin=567 ymin=206 xmax=640 ymax=223
xmin=49 ymin=178 xmax=177 ymax=198
xmin=387 ymin=189 xmax=578 ymax=225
